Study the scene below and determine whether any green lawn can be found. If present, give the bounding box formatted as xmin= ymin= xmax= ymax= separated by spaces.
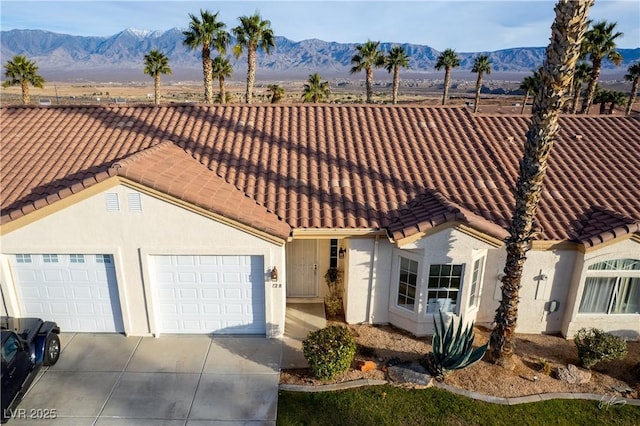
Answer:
xmin=277 ymin=385 xmax=640 ymax=426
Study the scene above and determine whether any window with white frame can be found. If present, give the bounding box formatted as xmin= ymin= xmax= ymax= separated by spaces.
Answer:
xmin=43 ymin=254 xmax=58 ymax=263
xmin=70 ymin=254 xmax=85 ymax=264
xmin=15 ymin=254 xmax=32 ymax=263
xmin=396 ymin=257 xmax=419 ymax=311
xmin=468 ymin=257 xmax=484 ymax=309
xmin=578 ymin=259 xmax=640 ymax=315
xmin=96 ymin=254 xmax=113 ymax=264
xmin=426 ymin=264 xmax=463 ymax=314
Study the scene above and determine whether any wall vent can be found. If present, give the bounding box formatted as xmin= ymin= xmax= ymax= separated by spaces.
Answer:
xmin=106 ymin=193 xmax=120 ymax=212
xmin=127 ymin=193 xmax=142 ymax=212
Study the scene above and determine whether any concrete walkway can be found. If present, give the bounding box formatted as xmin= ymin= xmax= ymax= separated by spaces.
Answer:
xmin=12 ymin=333 xmax=281 ymax=425
xmin=281 ymin=303 xmax=326 ymax=369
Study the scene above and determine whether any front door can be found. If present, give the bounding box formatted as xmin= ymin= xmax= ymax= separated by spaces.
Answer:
xmin=286 ymin=240 xmax=318 ymax=297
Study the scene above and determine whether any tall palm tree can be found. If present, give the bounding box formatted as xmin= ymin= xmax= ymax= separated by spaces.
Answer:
xmin=301 ymin=73 xmax=330 ymax=103
xmin=350 ymin=40 xmax=385 ymax=104
xmin=384 ymin=45 xmax=410 ymax=105
xmin=487 ymin=0 xmax=593 ymax=369
xmin=143 ymin=50 xmax=172 ymax=105
xmin=435 ymin=48 xmax=461 ymax=105
xmin=2 ymin=55 xmax=45 ymax=105
xmin=580 ymin=20 xmax=623 ymax=114
xmin=232 ymin=12 xmax=275 ymax=104
xmin=212 ymin=55 xmax=233 ymax=104
xmin=570 ymin=62 xmax=591 ymax=113
xmin=267 ymin=84 xmax=284 ymax=103
xmin=183 ymin=9 xmax=230 ymax=104
xmin=471 ymin=55 xmax=491 ymax=113
xmin=624 ymin=61 xmax=640 ymax=115
xmin=519 ymin=70 xmax=540 ymax=114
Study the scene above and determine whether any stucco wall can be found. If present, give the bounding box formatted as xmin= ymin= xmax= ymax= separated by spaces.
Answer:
xmin=477 ymin=248 xmax=577 ymax=334
xmin=344 ymin=227 xmax=496 ymax=336
xmin=344 ymin=236 xmax=392 ymax=324
xmin=0 ymin=184 xmax=286 ymax=337
xmin=562 ymin=238 xmax=640 ymax=339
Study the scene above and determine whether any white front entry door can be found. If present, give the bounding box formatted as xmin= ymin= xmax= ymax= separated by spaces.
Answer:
xmin=150 ymin=255 xmax=266 ymax=334
xmin=10 ymin=254 xmax=124 ymax=333
xmin=286 ymin=240 xmax=318 ymax=297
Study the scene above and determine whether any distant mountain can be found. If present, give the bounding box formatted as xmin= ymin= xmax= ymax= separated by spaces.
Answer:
xmin=2 ymin=28 xmax=638 ymax=81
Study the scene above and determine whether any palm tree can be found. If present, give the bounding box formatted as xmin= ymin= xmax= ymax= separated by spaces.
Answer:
xmin=471 ymin=55 xmax=491 ymax=113
xmin=302 ymin=73 xmax=330 ymax=103
xmin=580 ymin=20 xmax=623 ymax=114
xmin=267 ymin=84 xmax=285 ymax=103
xmin=570 ymin=62 xmax=591 ymax=113
xmin=384 ymin=45 xmax=410 ymax=104
xmin=519 ymin=70 xmax=540 ymax=114
xmin=624 ymin=61 xmax=640 ymax=115
xmin=232 ymin=12 xmax=275 ymax=104
xmin=350 ymin=40 xmax=385 ymax=103
xmin=183 ymin=9 xmax=230 ymax=104
xmin=2 ymin=55 xmax=45 ymax=104
xmin=487 ymin=0 xmax=593 ymax=369
xmin=593 ymin=87 xmax=611 ymax=114
xmin=212 ymin=55 xmax=233 ymax=104
xmin=435 ymin=48 xmax=461 ymax=105
xmin=143 ymin=50 xmax=172 ymax=105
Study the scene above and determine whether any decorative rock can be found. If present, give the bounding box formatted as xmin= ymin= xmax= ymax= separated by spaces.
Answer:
xmin=387 ymin=363 xmax=433 ymax=386
xmin=359 ymin=360 xmax=376 ymax=372
xmin=557 ymin=364 xmax=591 ymax=384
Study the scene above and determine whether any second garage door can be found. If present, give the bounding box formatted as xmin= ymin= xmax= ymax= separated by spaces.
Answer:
xmin=10 ymin=253 xmax=124 ymax=333
xmin=151 ymin=255 xmax=266 ymax=334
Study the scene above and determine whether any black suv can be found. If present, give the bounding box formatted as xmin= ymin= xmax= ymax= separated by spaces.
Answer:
xmin=1 ymin=317 xmax=60 ymax=422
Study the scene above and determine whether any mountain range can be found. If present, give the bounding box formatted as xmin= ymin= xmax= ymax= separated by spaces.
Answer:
xmin=2 ymin=28 xmax=638 ymax=81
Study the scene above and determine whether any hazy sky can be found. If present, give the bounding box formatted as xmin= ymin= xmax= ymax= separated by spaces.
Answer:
xmin=1 ymin=0 xmax=638 ymax=51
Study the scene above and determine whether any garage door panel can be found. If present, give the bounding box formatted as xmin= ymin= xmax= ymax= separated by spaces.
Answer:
xmin=152 ymin=255 xmax=265 ymax=334
xmin=11 ymin=254 xmax=124 ymax=333
xmin=43 ymin=270 xmax=64 ymax=281
xmin=70 ymin=269 xmax=90 ymax=281
xmin=201 ymin=273 xmax=219 ymax=283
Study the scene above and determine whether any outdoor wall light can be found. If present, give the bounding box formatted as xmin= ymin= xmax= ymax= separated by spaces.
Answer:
xmin=339 ymin=247 xmax=346 ymax=259
xmin=271 ymin=266 xmax=278 ymax=282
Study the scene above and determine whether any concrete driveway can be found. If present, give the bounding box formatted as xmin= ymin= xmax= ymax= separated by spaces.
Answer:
xmin=12 ymin=333 xmax=281 ymax=425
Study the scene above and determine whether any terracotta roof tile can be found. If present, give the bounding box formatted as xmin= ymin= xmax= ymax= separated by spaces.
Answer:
xmin=573 ymin=207 xmax=640 ymax=248
xmin=112 ymin=141 xmax=290 ymax=239
xmin=2 ymin=105 xmax=639 ymax=246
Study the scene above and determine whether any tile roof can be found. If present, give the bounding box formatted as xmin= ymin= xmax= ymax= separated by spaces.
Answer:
xmin=1 ymin=104 xmax=639 ymax=246
xmin=112 ymin=141 xmax=291 ymax=239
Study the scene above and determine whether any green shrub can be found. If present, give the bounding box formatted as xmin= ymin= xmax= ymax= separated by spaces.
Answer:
xmin=574 ymin=328 xmax=627 ymax=369
xmin=302 ymin=325 xmax=357 ymax=380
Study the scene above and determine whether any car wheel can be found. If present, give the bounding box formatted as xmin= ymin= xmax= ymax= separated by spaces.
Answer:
xmin=43 ymin=333 xmax=60 ymax=366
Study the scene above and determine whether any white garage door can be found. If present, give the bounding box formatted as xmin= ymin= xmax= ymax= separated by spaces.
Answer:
xmin=10 ymin=254 xmax=124 ymax=333
xmin=151 ymin=255 xmax=266 ymax=334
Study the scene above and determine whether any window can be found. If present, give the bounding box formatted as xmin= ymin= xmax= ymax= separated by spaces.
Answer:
xmin=329 ymin=239 xmax=338 ymax=268
xmin=426 ymin=264 xmax=463 ymax=314
xmin=397 ymin=257 xmax=419 ymax=311
xmin=70 ymin=254 xmax=85 ymax=263
xmin=15 ymin=254 xmax=32 ymax=263
xmin=579 ymin=259 xmax=640 ymax=315
xmin=468 ymin=257 xmax=484 ymax=308
xmin=2 ymin=335 xmax=20 ymax=363
xmin=96 ymin=254 xmax=112 ymax=264
xmin=43 ymin=254 xmax=58 ymax=263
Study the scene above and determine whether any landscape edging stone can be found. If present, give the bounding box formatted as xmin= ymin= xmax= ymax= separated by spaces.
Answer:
xmin=279 ymin=379 xmax=640 ymax=406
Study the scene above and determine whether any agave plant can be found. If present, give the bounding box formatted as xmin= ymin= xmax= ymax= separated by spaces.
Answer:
xmin=425 ymin=311 xmax=488 ymax=380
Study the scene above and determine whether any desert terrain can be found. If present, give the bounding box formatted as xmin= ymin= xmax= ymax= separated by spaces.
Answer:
xmin=1 ymin=71 xmax=636 ymax=115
